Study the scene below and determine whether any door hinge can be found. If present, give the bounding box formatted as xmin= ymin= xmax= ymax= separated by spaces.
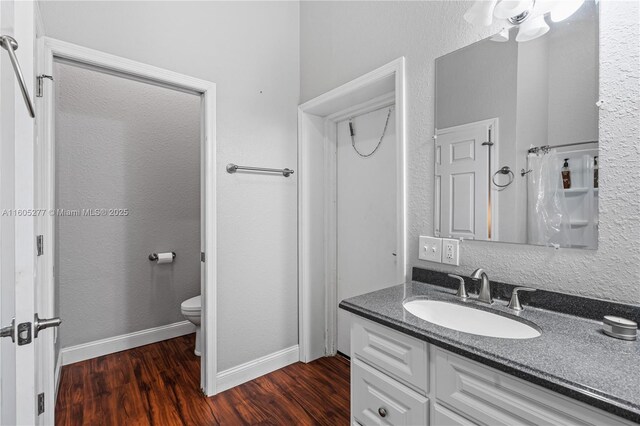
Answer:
xmin=37 ymin=393 xmax=45 ymax=415
xmin=36 ymin=74 xmax=53 ymax=97
xmin=200 ymin=252 xmax=205 ymax=262
xmin=37 ymin=234 xmax=44 ymax=256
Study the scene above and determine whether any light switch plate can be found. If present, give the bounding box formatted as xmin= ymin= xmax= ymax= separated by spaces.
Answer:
xmin=442 ymin=238 xmax=460 ymax=266
xmin=419 ymin=236 xmax=442 ymax=263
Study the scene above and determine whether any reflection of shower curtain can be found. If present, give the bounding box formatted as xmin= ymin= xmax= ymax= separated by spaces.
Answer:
xmin=527 ymin=152 xmax=572 ymax=247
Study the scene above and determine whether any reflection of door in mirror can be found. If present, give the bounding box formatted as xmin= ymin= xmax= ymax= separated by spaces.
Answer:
xmin=435 ymin=119 xmax=495 ymax=241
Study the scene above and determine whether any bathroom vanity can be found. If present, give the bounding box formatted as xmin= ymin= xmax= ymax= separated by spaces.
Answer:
xmin=340 ymin=270 xmax=640 ymax=425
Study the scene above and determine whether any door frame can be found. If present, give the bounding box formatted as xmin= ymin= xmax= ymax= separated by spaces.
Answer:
xmin=1 ymin=1 xmax=38 ymax=423
xmin=297 ymin=58 xmax=406 ymax=362
xmin=35 ymin=38 xmax=218 ymax=406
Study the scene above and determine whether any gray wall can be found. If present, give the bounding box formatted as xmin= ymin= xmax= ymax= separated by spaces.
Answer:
xmin=41 ymin=1 xmax=299 ymax=371
xmin=546 ymin=6 xmax=599 ymax=146
xmin=301 ymin=1 xmax=640 ymax=304
xmin=55 ymin=62 xmax=201 ymax=348
xmin=435 ymin=39 xmax=517 ymax=131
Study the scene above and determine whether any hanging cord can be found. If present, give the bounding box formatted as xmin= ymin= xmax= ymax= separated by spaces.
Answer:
xmin=349 ymin=107 xmax=393 ymax=158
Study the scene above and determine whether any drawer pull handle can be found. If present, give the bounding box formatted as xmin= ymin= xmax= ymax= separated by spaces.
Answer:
xmin=378 ymin=407 xmax=388 ymax=418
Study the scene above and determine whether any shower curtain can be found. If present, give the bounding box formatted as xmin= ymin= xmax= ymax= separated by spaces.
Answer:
xmin=527 ymin=152 xmax=572 ymax=247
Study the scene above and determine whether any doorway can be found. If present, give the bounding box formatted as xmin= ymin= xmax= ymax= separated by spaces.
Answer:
xmin=298 ymin=58 xmax=406 ymax=362
xmin=335 ymin=104 xmax=398 ymax=356
xmin=53 ymin=60 xmax=201 ymax=358
xmin=35 ymin=38 xmax=217 ymax=422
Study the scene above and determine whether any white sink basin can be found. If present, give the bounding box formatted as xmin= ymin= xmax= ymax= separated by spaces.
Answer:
xmin=403 ymin=299 xmax=541 ymax=339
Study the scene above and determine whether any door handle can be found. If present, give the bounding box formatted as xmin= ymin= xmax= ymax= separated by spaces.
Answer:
xmin=0 ymin=35 xmax=36 ymax=117
xmin=0 ymin=319 xmax=15 ymax=342
xmin=34 ymin=314 xmax=61 ymax=338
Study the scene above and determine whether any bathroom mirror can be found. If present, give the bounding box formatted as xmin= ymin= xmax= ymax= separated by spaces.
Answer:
xmin=434 ymin=0 xmax=599 ymax=249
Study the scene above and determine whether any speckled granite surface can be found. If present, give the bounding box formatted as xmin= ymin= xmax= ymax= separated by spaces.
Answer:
xmin=339 ymin=281 xmax=640 ymax=423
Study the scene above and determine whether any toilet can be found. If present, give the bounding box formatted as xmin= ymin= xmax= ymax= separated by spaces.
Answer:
xmin=181 ymin=295 xmax=202 ymax=356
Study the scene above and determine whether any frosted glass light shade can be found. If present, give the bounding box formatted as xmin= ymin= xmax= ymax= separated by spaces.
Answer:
xmin=549 ymin=0 xmax=585 ymax=22
xmin=515 ymin=15 xmax=550 ymax=41
xmin=464 ymin=0 xmax=498 ymax=26
xmin=493 ymin=0 xmax=532 ymax=19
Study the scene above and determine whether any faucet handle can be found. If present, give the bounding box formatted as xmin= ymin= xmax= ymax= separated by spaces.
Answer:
xmin=508 ymin=287 xmax=536 ymax=311
xmin=448 ymin=274 xmax=468 ymax=299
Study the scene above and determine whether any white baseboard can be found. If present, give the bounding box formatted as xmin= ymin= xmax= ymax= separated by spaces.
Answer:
xmin=216 ymin=345 xmax=299 ymax=393
xmin=60 ymin=321 xmax=195 ymax=366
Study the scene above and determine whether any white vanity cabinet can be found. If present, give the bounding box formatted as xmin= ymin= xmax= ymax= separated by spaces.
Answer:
xmin=350 ymin=316 xmax=634 ymax=426
xmin=351 ymin=315 xmax=429 ymax=425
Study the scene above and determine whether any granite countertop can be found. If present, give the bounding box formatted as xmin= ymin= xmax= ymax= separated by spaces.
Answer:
xmin=339 ymin=281 xmax=640 ymax=423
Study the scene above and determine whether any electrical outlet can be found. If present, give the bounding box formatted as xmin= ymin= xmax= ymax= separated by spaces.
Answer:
xmin=442 ymin=238 xmax=460 ymax=266
xmin=419 ymin=236 xmax=442 ymax=263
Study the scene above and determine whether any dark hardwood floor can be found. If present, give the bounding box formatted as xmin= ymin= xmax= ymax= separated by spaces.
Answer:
xmin=55 ymin=334 xmax=351 ymax=425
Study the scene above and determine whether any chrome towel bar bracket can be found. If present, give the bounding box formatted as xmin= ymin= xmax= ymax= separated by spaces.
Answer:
xmin=226 ymin=163 xmax=294 ymax=177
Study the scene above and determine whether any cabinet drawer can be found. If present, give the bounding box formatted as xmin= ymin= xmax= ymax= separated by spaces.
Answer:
xmin=352 ymin=358 xmax=428 ymax=426
xmin=433 ymin=403 xmax=477 ymax=426
xmin=435 ymin=349 xmax=632 ymax=426
xmin=351 ymin=316 xmax=428 ymax=393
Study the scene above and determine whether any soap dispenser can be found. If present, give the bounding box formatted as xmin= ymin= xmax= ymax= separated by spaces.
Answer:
xmin=561 ymin=158 xmax=571 ymax=189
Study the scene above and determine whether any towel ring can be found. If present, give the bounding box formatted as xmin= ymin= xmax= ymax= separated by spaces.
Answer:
xmin=492 ymin=166 xmax=514 ymax=188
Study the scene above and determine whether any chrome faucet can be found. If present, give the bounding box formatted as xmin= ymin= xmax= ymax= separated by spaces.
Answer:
xmin=471 ymin=268 xmax=492 ymax=304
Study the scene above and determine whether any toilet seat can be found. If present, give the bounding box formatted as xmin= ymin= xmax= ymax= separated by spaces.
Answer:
xmin=181 ymin=295 xmax=201 ymax=313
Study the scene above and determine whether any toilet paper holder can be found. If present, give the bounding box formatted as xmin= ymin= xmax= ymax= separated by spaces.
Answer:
xmin=148 ymin=252 xmax=176 ymax=261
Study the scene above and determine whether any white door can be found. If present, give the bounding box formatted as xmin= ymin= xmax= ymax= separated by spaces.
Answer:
xmin=0 ymin=0 xmax=39 ymax=424
xmin=336 ymin=106 xmax=398 ymax=356
xmin=435 ymin=121 xmax=492 ymax=240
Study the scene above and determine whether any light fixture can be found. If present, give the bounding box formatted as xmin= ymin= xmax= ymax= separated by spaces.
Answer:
xmin=463 ymin=0 xmax=498 ymax=27
xmin=463 ymin=0 xmax=586 ymax=42
xmin=493 ymin=0 xmax=533 ymax=20
xmin=549 ymin=0 xmax=585 ymax=22
xmin=515 ymin=15 xmax=550 ymax=41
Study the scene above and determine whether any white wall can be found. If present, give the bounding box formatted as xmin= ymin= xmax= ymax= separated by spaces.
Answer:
xmin=54 ymin=62 xmax=201 ymax=348
xmin=40 ymin=1 xmax=300 ymax=370
xmin=301 ymin=1 xmax=640 ymax=304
